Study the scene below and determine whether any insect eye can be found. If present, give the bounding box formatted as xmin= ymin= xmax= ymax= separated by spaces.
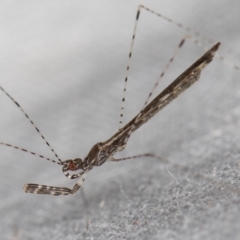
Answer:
xmin=68 ymin=161 xmax=77 ymax=171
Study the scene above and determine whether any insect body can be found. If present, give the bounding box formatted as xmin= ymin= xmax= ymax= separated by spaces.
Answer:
xmin=0 ymin=6 xmax=220 ymax=196
xmin=19 ymin=43 xmax=220 ymax=195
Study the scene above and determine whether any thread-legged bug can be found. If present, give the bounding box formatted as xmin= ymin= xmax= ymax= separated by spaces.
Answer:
xmin=0 ymin=6 xmax=221 ymax=196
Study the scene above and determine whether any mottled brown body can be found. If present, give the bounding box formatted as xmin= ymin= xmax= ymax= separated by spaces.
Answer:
xmin=0 ymin=5 xmax=220 ymax=196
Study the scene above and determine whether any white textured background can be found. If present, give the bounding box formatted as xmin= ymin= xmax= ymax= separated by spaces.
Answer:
xmin=1 ymin=0 xmax=240 ymax=239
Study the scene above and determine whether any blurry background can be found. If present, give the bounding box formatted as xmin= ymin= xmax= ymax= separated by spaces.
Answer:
xmin=1 ymin=0 xmax=240 ymax=239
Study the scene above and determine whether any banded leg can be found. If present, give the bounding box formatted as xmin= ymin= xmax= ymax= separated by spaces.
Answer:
xmin=118 ymin=5 xmax=140 ymax=129
xmin=24 ymin=171 xmax=88 ymax=196
xmin=0 ymin=141 xmax=60 ymax=165
xmin=0 ymin=85 xmax=62 ymax=163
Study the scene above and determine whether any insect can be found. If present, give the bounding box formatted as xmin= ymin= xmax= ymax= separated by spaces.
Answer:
xmin=0 ymin=6 xmax=221 ymax=196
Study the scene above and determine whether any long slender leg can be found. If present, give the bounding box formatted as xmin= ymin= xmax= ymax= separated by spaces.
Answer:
xmin=24 ymin=171 xmax=88 ymax=196
xmin=109 ymin=153 xmax=209 ymax=182
xmin=0 ymin=85 xmax=62 ymax=163
xmin=0 ymin=141 xmax=60 ymax=165
xmin=109 ymin=153 xmax=203 ymax=180
xmin=118 ymin=6 xmax=140 ymax=129
xmin=140 ymin=5 xmax=240 ymax=61
xmin=109 ymin=153 xmax=208 ymax=186
xmin=109 ymin=153 xmax=240 ymax=195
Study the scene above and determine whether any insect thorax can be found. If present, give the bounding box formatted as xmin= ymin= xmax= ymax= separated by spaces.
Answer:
xmin=84 ymin=142 xmax=109 ymax=167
